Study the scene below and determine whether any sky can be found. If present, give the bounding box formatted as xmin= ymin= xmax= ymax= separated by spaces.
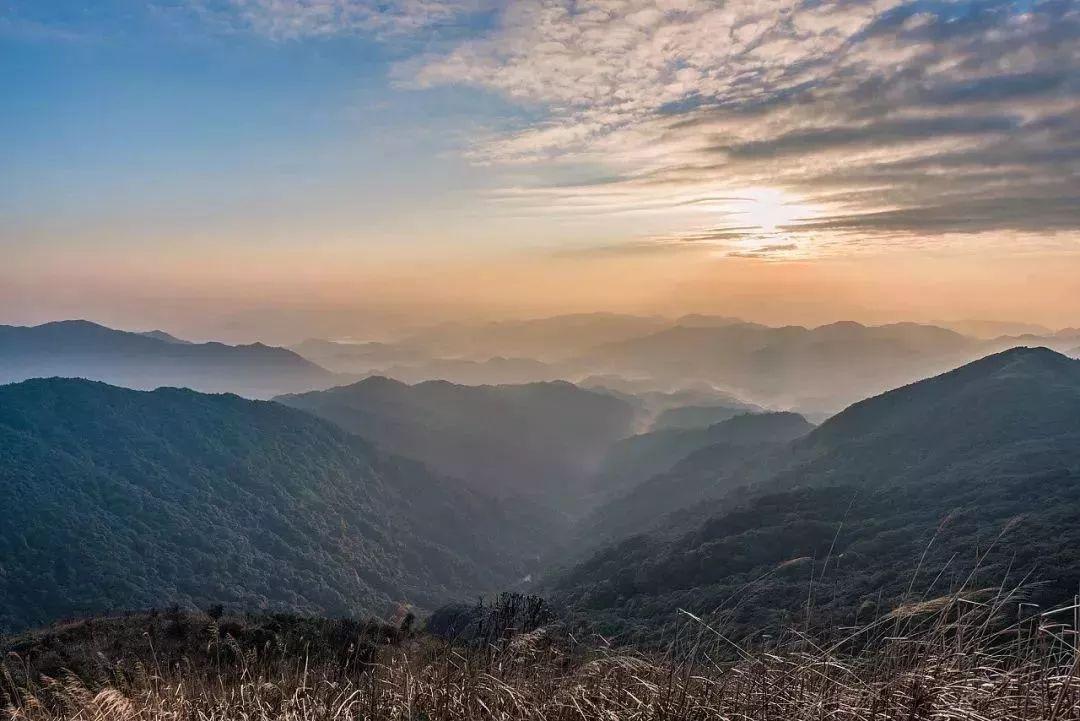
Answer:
xmin=1 ymin=0 xmax=1078 ymax=343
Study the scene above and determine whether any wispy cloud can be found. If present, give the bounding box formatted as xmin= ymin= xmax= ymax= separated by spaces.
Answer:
xmin=406 ymin=0 xmax=1080 ymax=253
xmin=189 ymin=0 xmax=483 ymax=39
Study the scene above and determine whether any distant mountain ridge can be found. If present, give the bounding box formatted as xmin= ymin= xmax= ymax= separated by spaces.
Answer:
xmin=276 ymin=376 xmax=638 ymax=509
xmin=0 ymin=377 xmax=555 ymax=633
xmin=0 ymin=320 xmax=345 ymax=398
xmin=580 ymin=320 xmax=982 ymax=412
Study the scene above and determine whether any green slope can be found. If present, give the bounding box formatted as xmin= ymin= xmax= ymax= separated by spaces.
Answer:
xmin=553 ymin=348 xmax=1080 ymax=641
xmin=0 ymin=378 xmax=554 ymax=633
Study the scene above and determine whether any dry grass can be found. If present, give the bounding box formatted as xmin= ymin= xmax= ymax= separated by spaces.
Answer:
xmin=6 ymin=591 xmax=1080 ymax=720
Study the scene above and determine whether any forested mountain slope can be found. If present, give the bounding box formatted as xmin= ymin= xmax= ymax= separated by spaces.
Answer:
xmin=0 ymin=378 xmax=554 ymax=633
xmin=590 ymin=412 xmax=813 ymax=504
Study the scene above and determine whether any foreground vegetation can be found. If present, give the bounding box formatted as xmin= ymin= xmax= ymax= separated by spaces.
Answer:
xmin=6 ymin=589 xmax=1080 ymax=720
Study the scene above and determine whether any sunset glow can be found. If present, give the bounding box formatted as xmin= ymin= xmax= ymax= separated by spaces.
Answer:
xmin=2 ymin=0 xmax=1078 ymax=341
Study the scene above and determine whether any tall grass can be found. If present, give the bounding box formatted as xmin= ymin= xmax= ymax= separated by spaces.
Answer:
xmin=5 ymin=588 xmax=1080 ymax=720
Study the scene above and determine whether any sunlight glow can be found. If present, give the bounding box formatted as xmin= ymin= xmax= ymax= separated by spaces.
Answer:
xmin=732 ymin=188 xmax=818 ymax=234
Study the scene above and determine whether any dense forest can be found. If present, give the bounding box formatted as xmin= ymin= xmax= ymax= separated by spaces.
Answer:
xmin=0 ymin=378 xmax=556 ymax=632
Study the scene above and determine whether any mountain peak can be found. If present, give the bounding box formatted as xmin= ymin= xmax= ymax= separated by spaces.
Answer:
xmin=804 ymin=345 xmax=1080 ymax=458
xmin=959 ymin=345 xmax=1072 ymax=375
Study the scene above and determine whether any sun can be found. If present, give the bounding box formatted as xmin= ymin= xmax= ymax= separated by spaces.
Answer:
xmin=733 ymin=187 xmax=816 ymax=234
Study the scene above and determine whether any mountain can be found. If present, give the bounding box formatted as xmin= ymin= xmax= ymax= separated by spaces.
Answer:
xmin=580 ymin=321 xmax=983 ymax=413
xmin=0 ymin=320 xmax=344 ymax=398
xmin=768 ymin=346 xmax=1080 ymax=490
xmin=138 ymin=330 xmax=191 ymax=344
xmin=551 ymin=348 xmax=1080 ymax=641
xmin=276 ymin=377 xmax=638 ymax=508
xmin=0 ymin=378 xmax=556 ymax=633
xmin=590 ymin=411 xmax=812 ymax=502
xmin=1070 ymin=346 xmax=1080 ymax=359
xmin=587 ymin=412 xmax=815 ymax=541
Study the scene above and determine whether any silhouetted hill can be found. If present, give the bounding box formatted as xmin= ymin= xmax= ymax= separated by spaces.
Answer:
xmin=0 ymin=378 xmax=555 ymax=633
xmin=138 ymin=329 xmax=191 ymax=344
xmin=551 ymin=348 xmax=1080 ymax=641
xmin=276 ymin=377 xmax=637 ymax=508
xmin=0 ymin=320 xmax=343 ymax=398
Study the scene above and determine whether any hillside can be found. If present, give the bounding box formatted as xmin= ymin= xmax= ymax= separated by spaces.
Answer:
xmin=768 ymin=346 xmax=1080 ymax=490
xmin=277 ymin=377 xmax=637 ymax=508
xmin=0 ymin=378 xmax=555 ymax=633
xmin=553 ymin=348 xmax=1080 ymax=641
xmin=590 ymin=412 xmax=813 ymax=503
xmin=0 ymin=320 xmax=343 ymax=398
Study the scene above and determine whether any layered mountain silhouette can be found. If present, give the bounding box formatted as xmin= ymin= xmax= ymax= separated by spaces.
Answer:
xmin=276 ymin=377 xmax=638 ymax=508
xmin=553 ymin=348 xmax=1080 ymax=641
xmin=580 ymin=321 xmax=983 ymax=413
xmin=0 ymin=378 xmax=555 ymax=633
xmin=0 ymin=321 xmax=343 ymax=398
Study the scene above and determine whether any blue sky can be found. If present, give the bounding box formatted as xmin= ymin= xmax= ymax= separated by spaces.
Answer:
xmin=2 ymin=0 xmax=1078 ymax=341
xmin=1 ymin=2 xmax=518 ymax=246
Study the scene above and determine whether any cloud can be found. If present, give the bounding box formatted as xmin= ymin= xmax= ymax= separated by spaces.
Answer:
xmin=408 ymin=0 xmax=1080 ymax=251
xmin=190 ymin=0 xmax=483 ymax=39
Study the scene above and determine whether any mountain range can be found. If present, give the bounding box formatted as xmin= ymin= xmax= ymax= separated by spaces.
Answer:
xmin=0 ymin=377 xmax=555 ymax=633
xmin=579 ymin=321 xmax=983 ymax=413
xmin=5 ymin=313 xmax=1080 ymax=642
xmin=0 ymin=320 xmax=344 ymax=398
